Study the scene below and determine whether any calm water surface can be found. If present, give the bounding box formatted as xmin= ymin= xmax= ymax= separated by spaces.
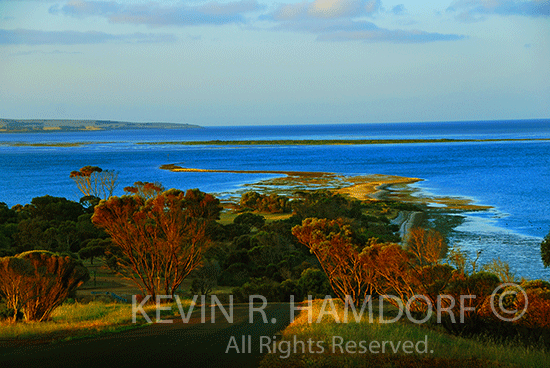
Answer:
xmin=1 ymin=119 xmax=549 ymax=279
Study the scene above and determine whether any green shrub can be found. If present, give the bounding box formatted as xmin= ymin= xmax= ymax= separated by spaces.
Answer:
xmin=297 ymin=268 xmax=332 ymax=299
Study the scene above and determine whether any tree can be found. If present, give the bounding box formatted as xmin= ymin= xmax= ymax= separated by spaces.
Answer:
xmin=190 ymin=260 xmax=221 ymax=296
xmin=292 ymin=218 xmax=374 ymax=305
xmin=124 ymin=181 xmax=164 ymax=200
xmin=541 ymin=231 xmax=550 ymax=268
xmin=0 ymin=202 xmax=17 ymax=224
xmin=80 ymin=196 xmax=101 ymax=213
xmin=0 ymin=251 xmax=89 ymax=322
xmin=234 ymin=212 xmax=265 ymax=231
xmin=292 ymin=218 xmax=439 ymax=313
xmin=406 ymin=227 xmax=447 ymax=266
xmin=78 ymin=238 xmax=109 ymax=264
xmin=11 ymin=196 xmax=86 ymax=253
xmin=238 ymin=191 xmax=291 ymax=213
xmin=21 ymin=195 xmax=85 ymax=223
xmin=92 ymin=188 xmax=221 ymax=300
xmin=481 ymin=257 xmax=516 ymax=283
xmin=292 ymin=190 xmax=362 ymax=221
xmin=70 ymin=166 xmax=118 ymax=200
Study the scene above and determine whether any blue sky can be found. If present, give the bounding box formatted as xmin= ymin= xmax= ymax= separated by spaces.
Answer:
xmin=0 ymin=0 xmax=548 ymax=126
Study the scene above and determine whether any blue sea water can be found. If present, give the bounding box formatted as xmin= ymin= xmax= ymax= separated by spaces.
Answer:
xmin=1 ymin=119 xmax=550 ymax=279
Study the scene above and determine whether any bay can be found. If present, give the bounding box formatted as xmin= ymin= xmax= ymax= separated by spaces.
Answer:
xmin=1 ymin=119 xmax=549 ymax=280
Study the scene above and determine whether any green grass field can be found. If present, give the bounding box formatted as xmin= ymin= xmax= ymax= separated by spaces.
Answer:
xmin=0 ymin=301 xmax=157 ymax=345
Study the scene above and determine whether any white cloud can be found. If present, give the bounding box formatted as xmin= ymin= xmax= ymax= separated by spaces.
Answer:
xmin=268 ymin=0 xmax=379 ymax=20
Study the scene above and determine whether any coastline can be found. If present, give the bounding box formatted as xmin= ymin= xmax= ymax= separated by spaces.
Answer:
xmin=160 ymin=164 xmax=424 ymax=200
xmin=391 ymin=211 xmax=426 ymax=240
xmin=160 ymin=164 xmax=486 ymax=243
xmin=161 ymin=163 xmax=492 ymax=211
xmin=336 ymin=176 xmax=422 ymax=201
xmin=159 ymin=164 xmax=328 ymax=177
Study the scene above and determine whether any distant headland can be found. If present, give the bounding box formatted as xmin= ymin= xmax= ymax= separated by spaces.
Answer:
xmin=0 ymin=119 xmax=202 ymax=133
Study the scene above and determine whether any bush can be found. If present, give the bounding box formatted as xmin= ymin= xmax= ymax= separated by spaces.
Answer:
xmin=297 ymin=268 xmax=332 ymax=299
xmin=189 ymin=260 xmax=221 ymax=296
xmin=0 ymin=251 xmax=89 ymax=322
xmin=234 ymin=212 xmax=265 ymax=231
xmin=232 ymin=277 xmax=280 ymax=303
xmin=0 ymin=304 xmax=23 ymax=321
xmin=218 ymin=263 xmax=250 ymax=287
xmin=439 ymin=271 xmax=501 ymax=336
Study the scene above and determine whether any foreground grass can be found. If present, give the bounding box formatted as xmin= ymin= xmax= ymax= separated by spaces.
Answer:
xmin=0 ymin=301 xmax=176 ymax=345
xmin=259 ymin=299 xmax=550 ymax=368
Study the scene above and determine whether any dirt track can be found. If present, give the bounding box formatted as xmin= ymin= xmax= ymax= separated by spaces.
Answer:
xmin=0 ymin=303 xmax=293 ymax=368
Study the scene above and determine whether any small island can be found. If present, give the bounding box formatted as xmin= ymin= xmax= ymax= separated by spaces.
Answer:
xmin=0 ymin=119 xmax=201 ymax=133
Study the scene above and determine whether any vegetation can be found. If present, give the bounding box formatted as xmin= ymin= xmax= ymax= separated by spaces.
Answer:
xmin=0 ymin=251 xmax=89 ymax=322
xmin=2 ymin=167 xmax=550 ymax=368
xmin=292 ymin=218 xmax=375 ymax=305
xmin=0 ymin=118 xmax=200 ymax=133
xmin=0 ymin=301 xmax=166 ymax=343
xmin=541 ymin=230 xmax=550 ymax=268
xmin=70 ymin=166 xmax=118 ymax=200
xmin=259 ymin=299 xmax=550 ymax=368
xmin=139 ymin=138 xmax=550 ymax=146
xmin=238 ymin=191 xmax=291 ymax=213
xmin=91 ymin=188 xmax=221 ymax=299
xmin=123 ymin=181 xmax=165 ymax=200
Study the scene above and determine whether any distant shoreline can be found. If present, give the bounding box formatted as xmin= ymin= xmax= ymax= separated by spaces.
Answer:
xmin=0 ymin=119 xmax=201 ymax=133
xmin=2 ymin=137 xmax=550 ymax=146
xmin=141 ymin=138 xmax=550 ymax=145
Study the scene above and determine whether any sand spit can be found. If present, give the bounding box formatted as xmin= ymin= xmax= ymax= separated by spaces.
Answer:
xmin=159 ymin=164 xmax=327 ymax=177
xmin=336 ymin=175 xmax=423 ymax=201
xmin=160 ymin=164 xmax=491 ymax=212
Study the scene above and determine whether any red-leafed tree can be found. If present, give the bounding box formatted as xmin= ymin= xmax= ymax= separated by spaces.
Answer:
xmin=292 ymin=218 xmax=375 ymax=305
xmin=292 ymin=218 xmax=446 ymax=312
xmin=123 ymin=181 xmax=165 ymax=200
xmin=70 ymin=166 xmax=118 ymax=200
xmin=406 ymin=227 xmax=447 ymax=266
xmin=0 ymin=251 xmax=89 ymax=322
xmin=91 ymin=188 xmax=221 ymax=300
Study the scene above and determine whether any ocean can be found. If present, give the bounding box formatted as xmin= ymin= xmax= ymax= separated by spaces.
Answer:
xmin=1 ymin=119 xmax=549 ymax=279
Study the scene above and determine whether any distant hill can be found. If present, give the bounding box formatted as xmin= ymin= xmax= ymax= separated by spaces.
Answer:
xmin=0 ymin=119 xmax=202 ymax=133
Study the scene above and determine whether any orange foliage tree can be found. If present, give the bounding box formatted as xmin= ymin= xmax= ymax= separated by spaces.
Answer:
xmin=293 ymin=219 xmax=453 ymax=312
xmin=292 ymin=218 xmax=375 ymax=305
xmin=124 ymin=181 xmax=165 ymax=200
xmin=0 ymin=251 xmax=89 ymax=322
xmin=406 ymin=227 xmax=447 ymax=266
xmin=92 ymin=188 xmax=221 ymax=300
xmin=70 ymin=166 xmax=118 ymax=200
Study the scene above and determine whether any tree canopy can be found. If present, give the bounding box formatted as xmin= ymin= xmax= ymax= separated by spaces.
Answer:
xmin=70 ymin=166 xmax=118 ymax=200
xmin=0 ymin=251 xmax=89 ymax=322
xmin=92 ymin=188 xmax=221 ymax=299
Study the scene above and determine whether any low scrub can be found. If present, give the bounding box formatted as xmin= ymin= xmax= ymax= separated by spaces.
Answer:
xmin=259 ymin=299 xmax=550 ymax=368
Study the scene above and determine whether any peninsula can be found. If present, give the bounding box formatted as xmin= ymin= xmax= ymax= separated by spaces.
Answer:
xmin=0 ymin=119 xmax=201 ymax=133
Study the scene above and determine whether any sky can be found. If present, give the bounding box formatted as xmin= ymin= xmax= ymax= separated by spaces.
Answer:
xmin=0 ymin=0 xmax=548 ymax=126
